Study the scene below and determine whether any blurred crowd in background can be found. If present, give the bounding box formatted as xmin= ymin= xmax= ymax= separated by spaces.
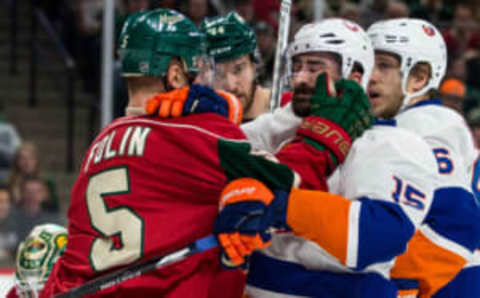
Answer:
xmin=2 ymin=0 xmax=480 ymax=265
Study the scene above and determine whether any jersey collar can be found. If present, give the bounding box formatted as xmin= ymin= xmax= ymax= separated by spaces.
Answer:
xmin=374 ymin=119 xmax=397 ymax=126
xmin=404 ymin=98 xmax=442 ymax=111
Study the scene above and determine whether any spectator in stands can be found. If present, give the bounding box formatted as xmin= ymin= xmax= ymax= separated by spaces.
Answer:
xmin=75 ymin=0 xmax=103 ymax=93
xmin=339 ymin=2 xmax=361 ymax=24
xmin=255 ymin=21 xmax=275 ymax=87
xmin=234 ymin=0 xmax=256 ymax=26
xmin=385 ymin=1 xmax=410 ymax=19
xmin=409 ymin=0 xmax=453 ymax=24
xmin=157 ymin=0 xmax=178 ymax=9
xmin=0 ymin=188 xmax=17 ymax=263
xmin=447 ymin=54 xmax=468 ymax=81
xmin=12 ymin=177 xmax=61 ymax=245
xmin=467 ymin=108 xmax=480 ymax=149
xmin=254 ymin=0 xmax=280 ymax=31
xmin=185 ymin=0 xmax=217 ymax=27
xmin=360 ymin=0 xmax=389 ymax=27
xmin=440 ymin=78 xmax=467 ymax=114
xmin=0 ymin=121 xmax=20 ymax=184
xmin=442 ymin=4 xmax=480 ymax=58
xmin=8 ymin=142 xmax=59 ymax=212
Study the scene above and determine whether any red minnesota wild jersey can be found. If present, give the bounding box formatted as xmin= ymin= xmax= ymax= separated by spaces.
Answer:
xmin=41 ymin=113 xmax=296 ymax=298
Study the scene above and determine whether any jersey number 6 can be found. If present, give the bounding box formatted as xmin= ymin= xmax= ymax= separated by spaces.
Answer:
xmin=86 ymin=167 xmax=144 ymax=272
xmin=433 ymin=147 xmax=454 ymax=175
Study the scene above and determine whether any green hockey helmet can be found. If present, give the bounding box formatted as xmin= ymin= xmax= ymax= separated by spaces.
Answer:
xmin=118 ymin=9 xmax=207 ymax=77
xmin=201 ymin=12 xmax=257 ymax=63
xmin=15 ymin=223 xmax=67 ymax=298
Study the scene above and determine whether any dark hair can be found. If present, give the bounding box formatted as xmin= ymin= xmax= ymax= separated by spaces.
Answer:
xmin=352 ymin=62 xmax=364 ymax=75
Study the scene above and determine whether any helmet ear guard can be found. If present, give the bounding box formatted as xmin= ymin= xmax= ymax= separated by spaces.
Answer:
xmin=368 ymin=18 xmax=447 ymax=110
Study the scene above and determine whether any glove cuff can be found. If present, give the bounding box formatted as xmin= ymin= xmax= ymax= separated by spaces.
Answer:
xmin=268 ymin=190 xmax=291 ymax=231
xmin=297 ymin=116 xmax=352 ymax=163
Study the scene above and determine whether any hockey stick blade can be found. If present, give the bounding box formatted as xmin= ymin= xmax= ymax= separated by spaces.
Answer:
xmin=55 ymin=234 xmax=218 ymax=298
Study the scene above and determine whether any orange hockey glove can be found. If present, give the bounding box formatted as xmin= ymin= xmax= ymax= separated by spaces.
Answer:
xmin=214 ymin=178 xmax=290 ymax=269
xmin=145 ymin=84 xmax=242 ymax=125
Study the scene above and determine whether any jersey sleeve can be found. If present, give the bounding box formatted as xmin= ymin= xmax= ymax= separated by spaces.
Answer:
xmin=6 ymin=287 xmax=18 ymax=298
xmin=392 ymin=148 xmax=480 ymax=297
xmin=395 ymin=107 xmax=480 ymax=296
xmin=285 ymin=126 xmax=438 ymax=270
xmin=274 ymin=139 xmax=333 ymax=190
xmin=241 ymin=103 xmax=301 ymax=153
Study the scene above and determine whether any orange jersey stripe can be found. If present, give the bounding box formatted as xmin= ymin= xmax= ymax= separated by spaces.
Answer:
xmin=391 ymin=230 xmax=467 ymax=298
xmin=286 ymin=188 xmax=350 ymax=264
xmin=397 ymin=288 xmax=419 ymax=297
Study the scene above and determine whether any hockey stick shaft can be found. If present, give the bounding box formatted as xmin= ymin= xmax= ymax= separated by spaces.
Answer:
xmin=55 ymin=235 xmax=218 ymax=298
xmin=269 ymin=0 xmax=292 ymax=112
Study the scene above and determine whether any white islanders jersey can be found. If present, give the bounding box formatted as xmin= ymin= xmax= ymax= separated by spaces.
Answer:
xmin=246 ymin=123 xmax=438 ymax=297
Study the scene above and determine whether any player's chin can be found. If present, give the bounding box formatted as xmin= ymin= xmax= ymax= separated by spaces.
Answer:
xmin=236 ymin=94 xmax=247 ymax=107
xmin=292 ymin=100 xmax=311 ymax=117
xmin=369 ymin=95 xmax=383 ymax=110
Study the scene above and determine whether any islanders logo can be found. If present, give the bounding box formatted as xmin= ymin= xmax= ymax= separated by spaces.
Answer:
xmin=422 ymin=25 xmax=435 ymax=36
xmin=344 ymin=21 xmax=359 ymax=32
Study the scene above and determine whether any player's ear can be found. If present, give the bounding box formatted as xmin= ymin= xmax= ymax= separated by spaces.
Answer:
xmin=406 ymin=62 xmax=430 ymax=93
xmin=167 ymin=60 xmax=189 ymax=89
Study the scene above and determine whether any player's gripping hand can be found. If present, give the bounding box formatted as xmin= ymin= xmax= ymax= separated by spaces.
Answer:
xmin=145 ymin=84 xmax=243 ymax=125
xmin=297 ymin=73 xmax=374 ymax=166
xmin=213 ymin=178 xmax=289 ymax=269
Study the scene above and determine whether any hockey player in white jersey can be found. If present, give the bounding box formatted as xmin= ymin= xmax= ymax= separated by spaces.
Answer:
xmin=367 ymin=19 xmax=480 ymax=297
xmin=240 ymin=18 xmax=439 ymax=298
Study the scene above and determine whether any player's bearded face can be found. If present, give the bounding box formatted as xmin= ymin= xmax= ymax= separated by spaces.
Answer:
xmin=368 ymin=52 xmax=404 ymax=119
xmin=290 ymin=53 xmax=341 ymax=117
xmin=212 ymin=55 xmax=256 ymax=112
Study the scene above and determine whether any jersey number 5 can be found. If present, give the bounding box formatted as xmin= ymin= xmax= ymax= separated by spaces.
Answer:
xmin=87 ymin=167 xmax=144 ymax=272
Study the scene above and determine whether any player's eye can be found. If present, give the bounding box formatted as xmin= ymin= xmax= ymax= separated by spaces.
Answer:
xmin=233 ymin=63 xmax=245 ymax=75
xmin=377 ymin=62 xmax=393 ymax=71
xmin=292 ymin=61 xmax=302 ymax=73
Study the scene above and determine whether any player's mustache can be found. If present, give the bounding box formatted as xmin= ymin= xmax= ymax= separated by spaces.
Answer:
xmin=293 ymin=85 xmax=315 ymax=98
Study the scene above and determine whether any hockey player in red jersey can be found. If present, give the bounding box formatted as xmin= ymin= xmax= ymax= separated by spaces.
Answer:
xmin=201 ymin=12 xmax=271 ymax=122
xmin=41 ymin=9 xmax=373 ymax=298
xmin=40 ymin=9 xmax=249 ymax=298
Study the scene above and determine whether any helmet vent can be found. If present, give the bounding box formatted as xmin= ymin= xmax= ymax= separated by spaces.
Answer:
xmin=320 ymin=33 xmax=336 ymax=38
xmin=385 ymin=35 xmax=397 ymax=43
xmin=326 ymin=40 xmax=345 ymax=44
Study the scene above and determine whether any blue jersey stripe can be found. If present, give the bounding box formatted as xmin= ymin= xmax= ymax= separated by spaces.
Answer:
xmin=425 ymin=187 xmax=480 ymax=252
xmin=471 ymin=156 xmax=480 ymax=205
xmin=247 ymin=252 xmax=398 ymax=298
xmin=356 ymin=197 xmax=415 ymax=270
xmin=392 ymin=278 xmax=420 ymax=290
xmin=433 ymin=266 xmax=480 ymax=297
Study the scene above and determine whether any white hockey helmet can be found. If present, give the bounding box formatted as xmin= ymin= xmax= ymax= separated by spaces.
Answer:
xmin=367 ymin=18 xmax=447 ymax=109
xmin=287 ymin=18 xmax=374 ymax=89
